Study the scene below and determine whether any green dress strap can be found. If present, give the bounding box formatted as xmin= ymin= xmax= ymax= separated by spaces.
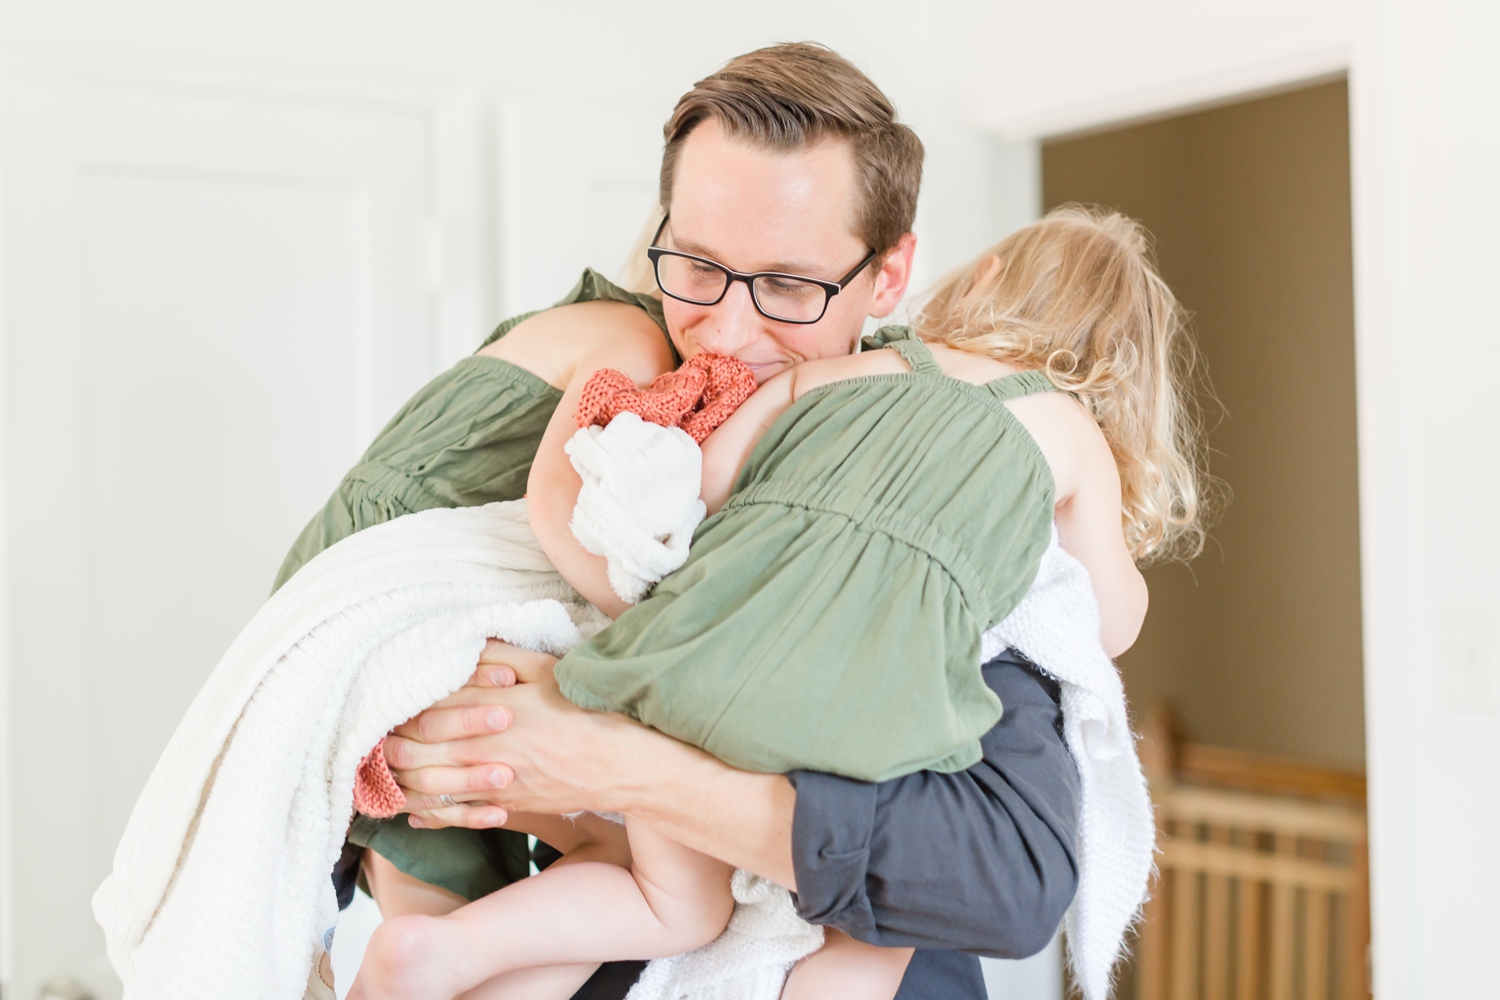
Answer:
xmin=859 ymin=323 xmax=911 ymax=353
xmin=885 ymin=333 xmax=943 ymax=375
xmin=986 ymin=369 xmax=1057 ymax=402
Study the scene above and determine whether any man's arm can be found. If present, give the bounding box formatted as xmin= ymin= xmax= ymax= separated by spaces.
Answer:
xmin=788 ymin=648 xmax=1079 ymax=957
xmin=386 ymin=647 xmax=1080 ymax=957
xmin=385 ymin=644 xmax=800 ymax=885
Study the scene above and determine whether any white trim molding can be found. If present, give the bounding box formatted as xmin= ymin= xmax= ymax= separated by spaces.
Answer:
xmin=977 ymin=44 xmax=1351 ymax=142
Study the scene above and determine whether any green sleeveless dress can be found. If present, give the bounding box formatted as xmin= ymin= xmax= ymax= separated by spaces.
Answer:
xmin=556 ymin=331 xmax=1060 ymax=782
xmin=275 ymin=270 xmax=671 ymax=901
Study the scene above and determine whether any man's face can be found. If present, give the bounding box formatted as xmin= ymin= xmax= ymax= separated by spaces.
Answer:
xmin=660 ymin=118 xmax=914 ymax=383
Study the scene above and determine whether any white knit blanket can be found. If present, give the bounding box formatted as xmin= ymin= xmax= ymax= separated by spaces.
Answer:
xmin=92 ymin=502 xmax=610 ymax=1000
xmin=983 ymin=526 xmax=1155 ymax=1000
xmin=92 ymin=496 xmax=819 ymax=1000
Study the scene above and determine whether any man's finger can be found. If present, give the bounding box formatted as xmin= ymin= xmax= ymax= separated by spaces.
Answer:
xmin=405 ymin=802 xmax=509 ymax=831
xmin=395 ymin=763 xmax=513 ymax=796
xmin=389 ymin=702 xmax=512 ymax=744
xmin=401 ymin=788 xmax=486 ymax=811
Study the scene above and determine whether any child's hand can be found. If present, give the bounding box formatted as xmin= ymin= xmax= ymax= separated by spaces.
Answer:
xmin=468 ymin=639 xmax=556 ymax=689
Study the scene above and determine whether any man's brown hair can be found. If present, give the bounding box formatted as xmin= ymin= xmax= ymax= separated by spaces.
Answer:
xmin=659 ymin=42 xmax=924 ymax=256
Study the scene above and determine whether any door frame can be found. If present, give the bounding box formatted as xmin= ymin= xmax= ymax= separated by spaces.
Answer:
xmin=970 ymin=28 xmax=1426 ymax=1000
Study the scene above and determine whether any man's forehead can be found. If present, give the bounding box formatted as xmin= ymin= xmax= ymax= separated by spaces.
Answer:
xmin=667 ymin=121 xmax=864 ymax=277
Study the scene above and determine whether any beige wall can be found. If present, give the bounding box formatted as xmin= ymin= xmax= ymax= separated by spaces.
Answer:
xmin=1043 ymin=81 xmax=1365 ymax=767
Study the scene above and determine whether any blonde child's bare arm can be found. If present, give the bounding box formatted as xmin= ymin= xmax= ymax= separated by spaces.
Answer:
xmin=1008 ymin=391 xmax=1148 ymax=656
xmin=697 ymin=369 xmax=797 ymax=514
xmin=697 ymin=350 xmax=915 ymax=512
xmin=517 ymin=305 xmax=676 ymax=619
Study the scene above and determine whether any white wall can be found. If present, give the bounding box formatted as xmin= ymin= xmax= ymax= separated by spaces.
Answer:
xmin=1347 ymin=1 xmax=1500 ymax=997
xmin=0 ymin=0 xmax=1357 ymax=310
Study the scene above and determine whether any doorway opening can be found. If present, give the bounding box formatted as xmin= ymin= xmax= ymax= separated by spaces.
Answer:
xmin=1043 ymin=79 xmax=1369 ymax=998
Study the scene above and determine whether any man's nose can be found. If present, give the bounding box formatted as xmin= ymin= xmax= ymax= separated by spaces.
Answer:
xmin=694 ymin=280 xmax=761 ymax=357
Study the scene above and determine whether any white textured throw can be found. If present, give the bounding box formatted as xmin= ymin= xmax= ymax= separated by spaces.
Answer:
xmin=627 ymin=871 xmax=825 ymax=1000
xmin=92 ymin=499 xmax=812 ymax=1000
xmin=566 ymin=412 xmax=707 ymax=604
xmin=982 ymin=527 xmax=1155 ymax=1000
xmin=92 ymin=502 xmax=609 ymax=1000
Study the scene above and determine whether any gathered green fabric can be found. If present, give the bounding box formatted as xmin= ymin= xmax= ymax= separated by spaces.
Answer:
xmin=273 ymin=270 xmax=667 ymax=592
xmin=556 ymin=330 xmax=1059 ymax=783
xmin=274 ymin=269 xmax=666 ymax=901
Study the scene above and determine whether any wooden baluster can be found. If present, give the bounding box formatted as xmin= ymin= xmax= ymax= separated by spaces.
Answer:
xmin=1341 ymin=838 xmax=1370 ymax=999
xmin=1138 ymin=801 xmax=1176 ymax=1000
xmin=1268 ymin=834 xmax=1297 ymax=1000
xmin=1139 ymin=867 xmax=1169 ymax=1000
xmin=1170 ymin=824 xmax=1202 ymax=1000
xmin=1305 ymin=887 xmax=1331 ymax=1000
xmin=1138 ymin=705 xmax=1176 ymax=1000
xmin=1204 ymin=824 xmax=1231 ymax=1000
xmin=1236 ymin=873 xmax=1262 ymax=1000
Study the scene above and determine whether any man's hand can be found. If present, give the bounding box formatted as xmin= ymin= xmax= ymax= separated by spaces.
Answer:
xmin=387 ymin=642 xmax=799 ymax=886
xmin=384 ymin=640 xmax=645 ymax=830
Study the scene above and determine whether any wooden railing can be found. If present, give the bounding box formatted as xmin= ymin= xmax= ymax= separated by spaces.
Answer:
xmin=1123 ymin=708 xmax=1370 ymax=1000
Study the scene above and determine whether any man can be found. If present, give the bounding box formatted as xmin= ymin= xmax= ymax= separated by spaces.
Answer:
xmin=283 ymin=43 xmax=1079 ymax=999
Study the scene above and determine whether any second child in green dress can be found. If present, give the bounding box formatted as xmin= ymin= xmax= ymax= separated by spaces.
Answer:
xmin=351 ymin=207 xmax=1206 ymax=1000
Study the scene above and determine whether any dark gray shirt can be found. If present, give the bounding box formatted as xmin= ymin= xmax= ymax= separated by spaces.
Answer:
xmin=574 ymin=647 xmax=1081 ymax=999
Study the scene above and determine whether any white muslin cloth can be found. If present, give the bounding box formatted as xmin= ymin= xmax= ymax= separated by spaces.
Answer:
xmin=92 ymin=501 xmax=609 ymax=1000
xmin=627 ymin=871 xmax=825 ymax=1000
xmin=983 ymin=526 xmax=1155 ymax=1000
xmin=565 ymin=413 xmax=706 ymax=603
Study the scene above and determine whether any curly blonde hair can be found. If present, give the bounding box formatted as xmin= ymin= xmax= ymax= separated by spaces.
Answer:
xmin=914 ymin=205 xmax=1209 ymax=564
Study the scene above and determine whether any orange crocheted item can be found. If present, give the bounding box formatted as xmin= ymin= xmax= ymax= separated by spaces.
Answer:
xmin=576 ymin=353 xmax=758 ymax=445
xmin=353 ymin=737 xmax=405 ymax=819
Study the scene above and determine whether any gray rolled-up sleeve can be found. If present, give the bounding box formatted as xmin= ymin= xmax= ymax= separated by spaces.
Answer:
xmin=787 ymin=647 xmax=1080 ymax=958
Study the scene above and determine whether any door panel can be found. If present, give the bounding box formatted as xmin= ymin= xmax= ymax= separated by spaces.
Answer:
xmin=499 ymin=97 xmax=662 ymax=315
xmin=1 ymin=73 xmax=440 ymax=999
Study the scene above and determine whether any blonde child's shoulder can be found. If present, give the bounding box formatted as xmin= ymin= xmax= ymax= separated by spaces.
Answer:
xmin=926 ymin=341 xmax=1110 ymax=504
xmin=479 ymin=300 xmax=672 ymax=390
xmin=925 ymin=342 xmax=1025 ymax=385
xmin=786 ymin=338 xmax=1014 ymax=398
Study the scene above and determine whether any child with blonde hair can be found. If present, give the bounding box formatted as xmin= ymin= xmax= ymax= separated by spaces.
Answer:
xmin=350 ymin=205 xmax=1204 ymax=1000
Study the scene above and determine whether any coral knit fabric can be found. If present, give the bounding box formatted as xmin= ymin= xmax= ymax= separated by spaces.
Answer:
xmin=351 ymin=354 xmax=757 ymax=820
xmin=353 ymin=737 xmax=406 ymax=819
xmin=576 ymin=353 xmax=757 ymax=444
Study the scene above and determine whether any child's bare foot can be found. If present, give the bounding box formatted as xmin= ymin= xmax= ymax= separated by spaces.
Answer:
xmin=348 ymin=913 xmax=465 ymax=1000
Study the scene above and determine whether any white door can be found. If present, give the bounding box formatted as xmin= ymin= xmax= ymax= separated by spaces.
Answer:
xmin=0 ymin=70 xmax=447 ymax=999
xmin=499 ymin=97 xmax=664 ymax=315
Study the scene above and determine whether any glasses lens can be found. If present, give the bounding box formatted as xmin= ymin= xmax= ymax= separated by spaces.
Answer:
xmin=752 ymin=275 xmax=829 ymax=323
xmin=655 ymin=253 xmax=729 ymax=305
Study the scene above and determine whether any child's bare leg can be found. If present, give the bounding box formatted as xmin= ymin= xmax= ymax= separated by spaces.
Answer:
xmin=450 ymin=962 xmax=600 ymax=1000
xmin=360 ymin=810 xmax=626 ymax=917
xmin=447 ymin=817 xmax=623 ymax=1000
xmin=349 ymin=817 xmax=732 ymax=1000
xmin=360 ymin=839 xmax=600 ymax=1000
xmin=781 ymin=929 xmax=913 ymax=1000
xmin=362 ymin=849 xmax=467 ymax=917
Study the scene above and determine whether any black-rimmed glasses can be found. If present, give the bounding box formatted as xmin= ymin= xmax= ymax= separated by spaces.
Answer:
xmin=647 ymin=216 xmax=878 ymax=325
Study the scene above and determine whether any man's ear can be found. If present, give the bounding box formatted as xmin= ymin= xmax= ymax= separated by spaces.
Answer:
xmin=868 ymin=232 xmax=918 ymax=318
